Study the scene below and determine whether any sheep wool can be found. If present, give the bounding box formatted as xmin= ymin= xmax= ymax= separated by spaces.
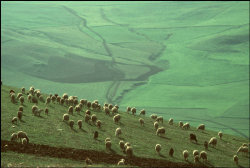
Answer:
xmin=193 ymin=150 xmax=199 ymax=157
xmin=22 ymin=138 xmax=28 ymax=145
xmin=179 ymin=121 xmax=183 ymax=127
xmin=12 ymin=117 xmax=18 ymax=124
xmin=151 ymin=114 xmax=157 ymax=120
xmin=17 ymin=111 xmax=22 ymax=120
xmin=63 ymin=114 xmax=69 ymax=121
xmin=69 ymin=120 xmax=74 ymax=129
xmin=127 ymin=106 xmax=131 ymax=113
xmin=77 ymin=120 xmax=82 ymax=129
xmin=140 ymin=109 xmax=146 ymax=115
xmin=199 ymin=151 xmax=207 ymax=162
xmin=218 ymin=131 xmax=223 ymax=139
xmin=126 ymin=146 xmax=133 ymax=157
xmin=11 ymin=133 xmax=18 ymax=141
xmin=154 ymin=121 xmax=159 ymax=130
xmin=208 ymin=137 xmax=217 ymax=147
xmin=183 ymin=150 xmax=189 ymax=161
xmin=91 ymin=114 xmax=97 ymax=123
xmin=131 ymin=107 xmax=136 ymax=115
xmin=19 ymin=96 xmax=24 ymax=105
xmin=96 ymin=120 xmax=101 ymax=128
xmin=168 ymin=118 xmax=173 ymax=125
xmin=156 ymin=116 xmax=163 ymax=123
xmin=17 ymin=131 xmax=29 ymax=143
xmin=139 ymin=118 xmax=144 ymax=126
xmin=68 ymin=106 xmax=73 ymax=115
xmin=156 ymin=127 xmax=165 ymax=136
xmin=233 ymin=155 xmax=238 ymax=165
xmin=113 ymin=114 xmax=121 ymax=123
xmin=19 ymin=106 xmax=24 ymax=112
xmin=105 ymin=141 xmax=112 ymax=150
xmin=155 ymin=144 xmax=161 ymax=154
xmin=85 ymin=114 xmax=91 ymax=123
xmin=115 ymin=127 xmax=122 ymax=137
xmin=117 ymin=159 xmax=125 ymax=166
xmin=197 ymin=124 xmax=205 ymax=131
xmin=119 ymin=140 xmax=125 ymax=150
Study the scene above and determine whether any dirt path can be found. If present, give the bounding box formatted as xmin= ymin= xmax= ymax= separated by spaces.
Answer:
xmin=1 ymin=140 xmax=207 ymax=168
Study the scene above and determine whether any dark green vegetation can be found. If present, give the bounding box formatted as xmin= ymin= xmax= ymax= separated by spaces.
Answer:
xmin=1 ymin=85 xmax=249 ymax=167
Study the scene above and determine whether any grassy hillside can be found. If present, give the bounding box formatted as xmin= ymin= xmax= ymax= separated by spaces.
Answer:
xmin=1 ymin=85 xmax=249 ymax=167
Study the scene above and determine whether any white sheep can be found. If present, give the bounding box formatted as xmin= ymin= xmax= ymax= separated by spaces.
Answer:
xmin=194 ymin=155 xmax=199 ymax=164
xmin=117 ymin=159 xmax=125 ymax=166
xmin=131 ymin=107 xmax=136 ymax=115
xmin=155 ymin=144 xmax=161 ymax=154
xmin=197 ymin=124 xmax=205 ymax=131
xmin=115 ymin=127 xmax=122 ymax=137
xmin=154 ymin=121 xmax=159 ymax=130
xmin=237 ymin=146 xmax=248 ymax=155
xmin=96 ymin=120 xmax=101 ymax=128
xmin=127 ymin=106 xmax=131 ymax=113
xmin=151 ymin=114 xmax=157 ymax=120
xmin=85 ymin=114 xmax=91 ymax=123
xmin=156 ymin=127 xmax=165 ymax=136
xmin=126 ymin=146 xmax=133 ymax=157
xmin=68 ymin=106 xmax=73 ymax=115
xmin=124 ymin=142 xmax=131 ymax=150
xmin=112 ymin=107 xmax=118 ymax=115
xmin=113 ymin=114 xmax=121 ymax=123
xmin=182 ymin=123 xmax=190 ymax=129
xmin=12 ymin=117 xmax=18 ymax=124
xmin=199 ymin=151 xmax=207 ymax=162
xmin=233 ymin=155 xmax=238 ymax=165
xmin=183 ymin=150 xmax=189 ymax=161
xmin=105 ymin=138 xmax=111 ymax=143
xmin=105 ymin=141 xmax=112 ymax=150
xmin=140 ymin=109 xmax=146 ymax=115
xmin=119 ymin=140 xmax=125 ymax=150
xmin=22 ymin=138 xmax=28 ymax=145
xmin=156 ymin=116 xmax=163 ymax=123
xmin=208 ymin=137 xmax=217 ymax=147
xmin=139 ymin=118 xmax=144 ymax=126
xmin=11 ymin=133 xmax=18 ymax=141
xmin=17 ymin=131 xmax=29 ymax=143
xmin=193 ymin=150 xmax=199 ymax=157
xmin=77 ymin=120 xmax=82 ymax=129
xmin=168 ymin=118 xmax=173 ymax=125
xmin=91 ymin=114 xmax=97 ymax=123
xmin=218 ymin=131 xmax=223 ymax=139
xmin=104 ymin=107 xmax=110 ymax=115
xmin=179 ymin=121 xmax=183 ymax=127
xmin=63 ymin=114 xmax=69 ymax=121
xmin=69 ymin=120 xmax=74 ymax=129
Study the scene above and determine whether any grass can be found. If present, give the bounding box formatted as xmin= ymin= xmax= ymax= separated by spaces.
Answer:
xmin=1 ymin=85 xmax=249 ymax=167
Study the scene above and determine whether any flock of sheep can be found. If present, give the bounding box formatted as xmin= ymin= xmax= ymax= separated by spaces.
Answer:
xmin=7 ymin=85 xmax=249 ymax=166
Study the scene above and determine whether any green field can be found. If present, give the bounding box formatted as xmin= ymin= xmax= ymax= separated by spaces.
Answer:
xmin=1 ymin=1 xmax=249 ymax=142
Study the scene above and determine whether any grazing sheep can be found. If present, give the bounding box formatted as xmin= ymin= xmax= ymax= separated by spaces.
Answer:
xmin=169 ymin=148 xmax=174 ymax=157
xmin=45 ymin=108 xmax=49 ymax=115
xmin=112 ymin=107 xmax=118 ymax=115
xmin=151 ymin=114 xmax=157 ymax=120
xmin=51 ymin=96 xmax=56 ymax=103
xmin=56 ymin=96 xmax=61 ymax=103
xmin=179 ymin=121 xmax=183 ymax=127
xmin=233 ymin=155 xmax=238 ymax=165
xmin=208 ymin=137 xmax=217 ymax=147
xmin=197 ymin=124 xmax=205 ymax=131
xmin=108 ymin=104 xmax=113 ymax=110
xmin=17 ymin=93 xmax=23 ymax=99
xmin=190 ymin=133 xmax=198 ymax=143
xmin=154 ymin=121 xmax=159 ymax=130
xmin=96 ymin=120 xmax=102 ymax=128
xmin=183 ymin=150 xmax=189 ymax=161
xmin=10 ymin=94 xmax=16 ymax=103
xmin=36 ymin=91 xmax=41 ymax=98
xmin=113 ymin=114 xmax=121 ymax=124
xmin=204 ymin=141 xmax=208 ymax=150
xmin=106 ymin=141 xmax=112 ymax=150
xmin=17 ymin=111 xmax=22 ymax=120
xmin=39 ymin=95 xmax=44 ymax=102
xmin=139 ymin=118 xmax=144 ymax=126
xmin=74 ymin=99 xmax=78 ymax=106
xmin=104 ymin=107 xmax=110 ymax=115
xmin=85 ymin=114 xmax=91 ymax=123
xmin=91 ymin=102 xmax=97 ymax=109
xmin=63 ymin=114 xmax=69 ymax=121
xmin=77 ymin=120 xmax=82 ymax=129
xmin=19 ymin=106 xmax=24 ymax=112
xmin=85 ymin=157 xmax=93 ymax=165
xmin=94 ymin=131 xmax=98 ymax=139
xmin=12 ymin=117 xmax=18 ymax=124
xmin=155 ymin=144 xmax=161 ymax=154
xmin=104 ymin=103 xmax=108 ymax=107
xmin=124 ymin=142 xmax=131 ymax=149
xmin=22 ymin=138 xmax=28 ymax=145
xmin=62 ymin=93 xmax=68 ymax=100
xmin=193 ymin=150 xmax=199 ymax=157
xmin=105 ymin=138 xmax=111 ymax=143
xmin=237 ymin=146 xmax=248 ymax=155
xmin=31 ymin=96 xmax=38 ymax=104
xmin=32 ymin=105 xmax=38 ymax=114
xmin=242 ymin=143 xmax=248 ymax=147
xmin=131 ymin=107 xmax=136 ymax=115
xmin=156 ymin=116 xmax=163 ymax=123
xmin=126 ymin=146 xmax=133 ymax=157
xmin=3 ymin=144 xmax=8 ymax=152
xmin=75 ymin=105 xmax=81 ymax=114
xmin=218 ymin=131 xmax=223 ymax=139
xmin=65 ymin=99 xmax=69 ymax=106
xmin=17 ymin=131 xmax=29 ymax=143
xmin=115 ymin=127 xmax=122 ymax=137
xmin=194 ymin=155 xmax=199 ymax=164
xmin=156 ymin=127 xmax=165 ymax=136
xmin=27 ymin=94 xmax=32 ymax=102
xmin=46 ymin=97 xmax=51 ymax=105
xmin=69 ymin=120 xmax=74 ymax=129
xmin=29 ymin=87 xmax=34 ymax=95
xmin=19 ymin=96 xmax=24 ymax=105
xmin=85 ymin=110 xmax=91 ymax=115
xmin=21 ymin=87 xmax=25 ymax=94
xmin=119 ymin=140 xmax=125 ymax=150
xmin=117 ymin=159 xmax=125 ymax=166
xmin=127 ymin=106 xmax=131 ymax=113
xmin=91 ymin=114 xmax=97 ymax=123
xmin=9 ymin=89 xmax=15 ymax=95
xmin=35 ymin=109 xmax=43 ymax=116
xmin=182 ymin=123 xmax=190 ymax=130
xmin=168 ymin=118 xmax=173 ymax=125
xmin=199 ymin=151 xmax=207 ymax=162
xmin=68 ymin=106 xmax=73 ymax=115
xmin=80 ymin=99 xmax=86 ymax=105
xmin=87 ymin=101 xmax=91 ymax=109
xmin=140 ymin=109 xmax=146 ymax=115
xmin=11 ymin=133 xmax=18 ymax=141
xmin=59 ymin=98 xmax=64 ymax=105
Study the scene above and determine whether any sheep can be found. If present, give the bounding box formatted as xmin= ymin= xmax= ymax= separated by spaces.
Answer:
xmin=19 ymin=96 xmax=24 ymax=105
xmin=12 ymin=117 xmax=18 ymax=124
xmin=111 ymin=107 xmax=118 ymax=115
xmin=91 ymin=114 xmax=97 ymax=123
xmin=119 ymin=140 xmax=125 ymax=150
xmin=194 ymin=155 xmax=199 ymax=164
xmin=197 ymin=124 xmax=205 ymax=131
xmin=63 ymin=114 xmax=69 ymax=121
xmin=60 ymin=98 xmax=65 ymax=105
xmin=17 ymin=93 xmax=23 ymax=99
xmin=9 ymin=89 xmax=15 ymax=95
xmin=193 ymin=150 xmax=199 ymax=157
xmin=179 ymin=121 xmax=183 ymax=127
xmin=17 ymin=131 xmax=29 ymax=143
xmin=45 ymin=108 xmax=49 ymax=115
xmin=124 ymin=142 xmax=131 ymax=149
xmin=183 ymin=150 xmax=189 ymax=161
xmin=91 ymin=102 xmax=97 ymax=109
xmin=169 ymin=148 xmax=174 ymax=157
xmin=204 ymin=141 xmax=208 ymax=150
xmin=126 ymin=146 xmax=133 ymax=157
xmin=127 ymin=106 xmax=131 ymax=113
xmin=80 ymin=99 xmax=87 ymax=105
xmin=85 ymin=114 xmax=91 ymax=123
xmin=39 ymin=95 xmax=44 ymax=102
xmin=46 ymin=97 xmax=51 ymax=105
xmin=182 ymin=123 xmax=190 ymax=130
xmin=155 ymin=144 xmax=161 ymax=154
xmin=105 ymin=140 xmax=112 ymax=150
xmin=96 ymin=120 xmax=101 ymax=128
xmin=35 ymin=109 xmax=43 ymax=116
xmin=65 ymin=99 xmax=69 ymax=106
xmin=190 ymin=133 xmax=198 ymax=143
xmin=108 ymin=104 xmax=113 ymax=110
xmin=3 ymin=144 xmax=8 ymax=152
xmin=94 ymin=131 xmax=98 ymax=139
xmin=21 ymin=87 xmax=25 ymax=94
xmin=77 ymin=120 xmax=82 ymax=129
xmin=19 ymin=106 xmax=24 ymax=112
xmin=85 ymin=110 xmax=91 ymax=115
xmin=17 ymin=111 xmax=23 ymax=120
xmin=62 ymin=93 xmax=68 ymax=100
xmin=27 ymin=94 xmax=32 ymax=102
xmin=31 ymin=96 xmax=38 ymax=104
xmin=218 ymin=131 xmax=223 ymax=139
xmin=85 ymin=157 xmax=93 ymax=165
xmin=36 ymin=91 xmax=41 ymax=98
xmin=11 ymin=133 xmax=18 ymax=141
xmin=242 ymin=143 xmax=248 ymax=147
xmin=87 ymin=101 xmax=91 ymax=109
xmin=199 ymin=151 xmax=207 ymax=162
xmin=75 ymin=105 xmax=81 ymax=114
xmin=131 ymin=107 xmax=136 ymax=115
xmin=154 ymin=121 xmax=159 ymax=130
xmin=233 ymin=155 xmax=238 ymax=165
xmin=237 ymin=146 xmax=248 ymax=155
xmin=104 ymin=103 xmax=108 ymax=107
xmin=10 ymin=94 xmax=16 ymax=103
xmin=117 ymin=159 xmax=125 ymax=166
xmin=140 ymin=109 xmax=146 ymax=115
xmin=168 ymin=118 xmax=173 ymax=125
xmin=29 ymin=86 xmax=34 ymax=95
xmin=208 ymin=137 xmax=217 ymax=147
xmin=156 ymin=127 xmax=165 ymax=136
xmin=156 ymin=116 xmax=163 ymax=123
xmin=51 ymin=96 xmax=56 ymax=103
xmin=113 ymin=114 xmax=121 ymax=124
xmin=105 ymin=138 xmax=111 ymax=143
xmin=104 ymin=107 xmax=110 ymax=115
xmin=49 ymin=94 xmax=52 ymax=98
xmin=56 ymin=96 xmax=61 ymax=103
xmin=115 ymin=127 xmax=122 ymax=137
xmin=68 ymin=106 xmax=73 ymax=115
xmin=74 ymin=99 xmax=78 ymax=106
xmin=69 ymin=120 xmax=74 ymax=129
xmin=22 ymin=138 xmax=28 ymax=145
xmin=151 ymin=114 xmax=157 ymax=120
xmin=114 ymin=104 xmax=119 ymax=110
xmin=139 ymin=118 xmax=144 ymax=126
xmin=32 ymin=105 xmax=38 ymax=114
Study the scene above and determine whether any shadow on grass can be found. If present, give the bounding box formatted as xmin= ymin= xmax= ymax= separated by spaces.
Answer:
xmin=79 ymin=128 xmax=88 ymax=133
xmin=201 ymin=131 xmax=209 ymax=135
xmin=19 ymin=120 xmax=26 ymax=123
xmin=71 ymin=128 xmax=77 ymax=133
xmin=159 ymin=153 xmax=166 ymax=158
xmin=160 ymin=136 xmax=171 ymax=140
xmin=107 ymin=148 xmax=117 ymax=154
xmin=118 ymin=137 xmax=125 ymax=141
xmin=94 ymin=139 xmax=102 ymax=142
xmin=37 ymin=115 xmax=46 ymax=119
